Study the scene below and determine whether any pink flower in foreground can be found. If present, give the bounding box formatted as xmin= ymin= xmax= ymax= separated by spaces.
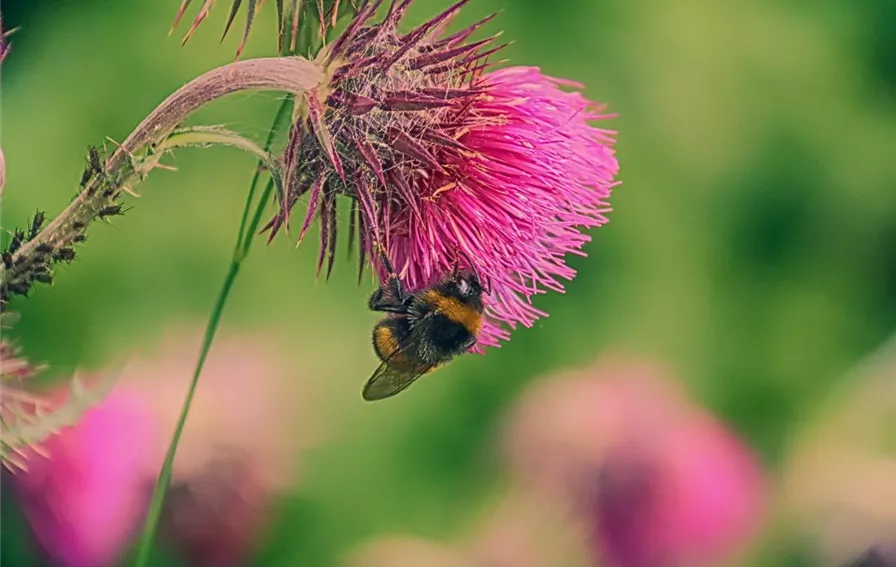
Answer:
xmin=269 ymin=0 xmax=619 ymax=350
xmin=129 ymin=328 xmax=308 ymax=567
xmin=502 ymin=358 xmax=766 ymax=567
xmin=9 ymin=327 xmax=307 ymax=567
xmin=11 ymin=391 xmax=156 ymax=567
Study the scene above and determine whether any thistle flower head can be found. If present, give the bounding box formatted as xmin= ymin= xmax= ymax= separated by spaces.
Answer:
xmin=271 ymin=0 xmax=619 ymax=349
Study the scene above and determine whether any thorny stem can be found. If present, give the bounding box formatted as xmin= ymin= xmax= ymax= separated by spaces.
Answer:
xmin=132 ymin=98 xmax=291 ymax=567
xmin=0 ymin=57 xmax=322 ymax=288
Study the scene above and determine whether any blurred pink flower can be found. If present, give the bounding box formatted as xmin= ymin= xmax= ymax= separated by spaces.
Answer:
xmin=11 ymin=390 xmax=156 ymax=567
xmin=502 ymin=357 xmax=766 ymax=567
xmin=9 ymin=327 xmax=308 ymax=567
xmin=269 ymin=0 xmax=619 ymax=350
xmin=782 ymin=334 xmax=896 ymax=567
xmin=471 ymin=490 xmax=593 ymax=567
xmin=344 ymin=535 xmax=470 ymax=567
xmin=132 ymin=327 xmax=309 ymax=567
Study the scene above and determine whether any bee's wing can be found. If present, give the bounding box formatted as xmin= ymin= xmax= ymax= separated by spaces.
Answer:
xmin=362 ymin=354 xmax=435 ymax=402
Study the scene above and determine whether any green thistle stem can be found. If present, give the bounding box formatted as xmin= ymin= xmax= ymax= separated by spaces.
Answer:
xmin=132 ymin=98 xmax=291 ymax=567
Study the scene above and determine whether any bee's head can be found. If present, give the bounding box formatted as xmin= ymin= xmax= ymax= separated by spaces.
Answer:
xmin=445 ymin=249 xmax=489 ymax=304
xmin=451 ymin=270 xmax=483 ymax=299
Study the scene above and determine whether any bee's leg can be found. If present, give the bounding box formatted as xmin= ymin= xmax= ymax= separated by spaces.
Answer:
xmin=368 ymin=286 xmax=408 ymax=314
xmin=375 ymin=245 xmax=406 ymax=303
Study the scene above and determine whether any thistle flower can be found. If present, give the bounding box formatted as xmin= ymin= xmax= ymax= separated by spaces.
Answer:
xmin=270 ymin=0 xmax=619 ymax=349
xmin=502 ymin=358 xmax=766 ymax=567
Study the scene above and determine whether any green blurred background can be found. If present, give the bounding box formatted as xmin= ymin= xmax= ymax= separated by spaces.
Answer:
xmin=1 ymin=0 xmax=894 ymax=565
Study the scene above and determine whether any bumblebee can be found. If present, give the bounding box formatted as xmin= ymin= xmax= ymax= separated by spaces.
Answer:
xmin=363 ymin=248 xmax=487 ymax=401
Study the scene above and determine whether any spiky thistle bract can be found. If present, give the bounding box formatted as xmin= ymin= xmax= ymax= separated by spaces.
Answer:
xmin=170 ymin=0 xmax=361 ymax=57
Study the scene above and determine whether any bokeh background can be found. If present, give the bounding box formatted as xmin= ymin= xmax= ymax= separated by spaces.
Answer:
xmin=1 ymin=0 xmax=894 ymax=566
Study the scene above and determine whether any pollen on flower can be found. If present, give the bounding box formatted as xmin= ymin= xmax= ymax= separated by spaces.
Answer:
xmin=269 ymin=0 xmax=620 ymax=349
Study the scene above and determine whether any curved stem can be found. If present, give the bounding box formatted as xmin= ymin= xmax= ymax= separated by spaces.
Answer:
xmin=0 ymin=57 xmax=321 ymax=283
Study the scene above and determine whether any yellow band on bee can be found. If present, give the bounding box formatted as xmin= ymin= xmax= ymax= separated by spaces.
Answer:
xmin=422 ymin=290 xmax=483 ymax=335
